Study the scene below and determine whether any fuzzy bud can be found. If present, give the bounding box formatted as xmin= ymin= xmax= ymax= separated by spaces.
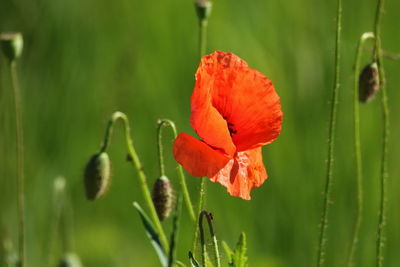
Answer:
xmin=0 ymin=32 xmax=23 ymax=62
xmin=58 ymin=253 xmax=83 ymax=267
xmin=359 ymin=62 xmax=380 ymax=103
xmin=152 ymin=176 xmax=174 ymax=221
xmin=84 ymin=152 xmax=111 ymax=200
xmin=195 ymin=0 xmax=212 ymax=22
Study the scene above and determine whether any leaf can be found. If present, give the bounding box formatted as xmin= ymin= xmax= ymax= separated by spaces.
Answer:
xmin=232 ymin=232 xmax=248 ymax=267
xmin=132 ymin=202 xmax=168 ymax=267
xmin=188 ymin=251 xmax=200 ymax=267
xmin=221 ymin=241 xmax=233 ymax=265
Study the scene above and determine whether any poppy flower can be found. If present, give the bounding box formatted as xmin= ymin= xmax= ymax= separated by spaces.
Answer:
xmin=173 ymin=51 xmax=282 ymax=200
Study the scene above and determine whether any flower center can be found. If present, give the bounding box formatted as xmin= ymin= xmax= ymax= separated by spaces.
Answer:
xmin=223 ymin=116 xmax=237 ymax=137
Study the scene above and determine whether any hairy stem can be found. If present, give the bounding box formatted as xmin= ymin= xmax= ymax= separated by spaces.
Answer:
xmin=157 ymin=119 xmax=196 ymax=222
xmin=317 ymin=0 xmax=342 ymax=265
xmin=192 ymin=177 xmax=207 ymax=256
xmin=10 ymin=61 xmax=25 ymax=267
xmin=198 ymin=211 xmax=220 ymax=267
xmin=373 ymin=0 xmax=388 ymax=266
xmin=101 ymin=111 xmax=169 ymax=251
xmin=347 ymin=32 xmax=375 ymax=267
xmin=199 ymin=19 xmax=208 ymax=59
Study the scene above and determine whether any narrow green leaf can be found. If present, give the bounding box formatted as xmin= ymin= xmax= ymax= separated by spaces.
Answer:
xmin=175 ymin=260 xmax=187 ymax=267
xmin=132 ymin=202 xmax=168 ymax=267
xmin=232 ymin=232 xmax=248 ymax=267
xmin=221 ymin=241 xmax=233 ymax=264
xmin=189 ymin=251 xmax=200 ymax=267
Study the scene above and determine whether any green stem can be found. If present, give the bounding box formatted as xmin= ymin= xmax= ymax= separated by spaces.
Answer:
xmin=168 ymin=194 xmax=182 ymax=267
xmin=198 ymin=211 xmax=207 ymax=267
xmin=347 ymin=32 xmax=375 ymax=267
xmin=317 ymin=0 xmax=342 ymax=266
xmin=157 ymin=119 xmax=196 ymax=222
xmin=192 ymin=2 xmax=210 ymax=259
xmin=192 ymin=177 xmax=207 ymax=255
xmin=373 ymin=0 xmax=388 ymax=266
xmin=101 ymin=111 xmax=169 ymax=251
xmin=199 ymin=19 xmax=208 ymax=59
xmin=10 ymin=61 xmax=25 ymax=267
xmin=198 ymin=210 xmax=221 ymax=267
xmin=157 ymin=121 xmax=166 ymax=177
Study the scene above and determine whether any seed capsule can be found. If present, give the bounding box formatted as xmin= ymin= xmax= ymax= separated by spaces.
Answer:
xmin=152 ymin=176 xmax=174 ymax=221
xmin=195 ymin=0 xmax=213 ymax=21
xmin=359 ymin=62 xmax=380 ymax=103
xmin=58 ymin=253 xmax=83 ymax=267
xmin=0 ymin=32 xmax=23 ymax=62
xmin=84 ymin=152 xmax=111 ymax=200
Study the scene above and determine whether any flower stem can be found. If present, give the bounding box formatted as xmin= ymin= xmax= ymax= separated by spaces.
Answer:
xmin=199 ymin=19 xmax=208 ymax=59
xmin=198 ymin=211 xmax=220 ymax=267
xmin=157 ymin=119 xmax=196 ymax=222
xmin=317 ymin=0 xmax=342 ymax=266
xmin=10 ymin=61 xmax=25 ymax=267
xmin=168 ymin=194 xmax=182 ymax=267
xmin=101 ymin=111 xmax=169 ymax=251
xmin=192 ymin=177 xmax=206 ymax=255
xmin=192 ymin=6 xmax=210 ymax=257
xmin=347 ymin=32 xmax=374 ymax=267
xmin=373 ymin=0 xmax=389 ymax=266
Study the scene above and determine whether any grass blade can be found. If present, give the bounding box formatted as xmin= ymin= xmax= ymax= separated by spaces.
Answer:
xmin=132 ymin=202 xmax=168 ymax=267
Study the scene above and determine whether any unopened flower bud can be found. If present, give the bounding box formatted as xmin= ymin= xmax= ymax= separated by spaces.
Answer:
xmin=195 ymin=0 xmax=212 ymax=22
xmin=152 ymin=176 xmax=174 ymax=221
xmin=359 ymin=62 xmax=380 ymax=103
xmin=58 ymin=253 xmax=83 ymax=267
xmin=0 ymin=32 xmax=23 ymax=62
xmin=84 ymin=152 xmax=111 ymax=200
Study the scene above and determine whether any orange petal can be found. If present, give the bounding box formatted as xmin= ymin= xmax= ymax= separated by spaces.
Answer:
xmin=190 ymin=77 xmax=236 ymax=157
xmin=193 ymin=51 xmax=283 ymax=152
xmin=173 ymin=132 xmax=231 ymax=177
xmin=210 ymin=147 xmax=267 ymax=200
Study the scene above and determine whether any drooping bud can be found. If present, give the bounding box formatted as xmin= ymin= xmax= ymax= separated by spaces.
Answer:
xmin=58 ymin=253 xmax=83 ymax=267
xmin=84 ymin=152 xmax=111 ymax=200
xmin=195 ymin=0 xmax=213 ymax=22
xmin=359 ymin=62 xmax=380 ymax=103
xmin=152 ymin=175 xmax=174 ymax=221
xmin=0 ymin=32 xmax=23 ymax=63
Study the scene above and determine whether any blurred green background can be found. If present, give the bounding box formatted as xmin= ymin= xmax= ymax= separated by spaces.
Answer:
xmin=0 ymin=0 xmax=399 ymax=266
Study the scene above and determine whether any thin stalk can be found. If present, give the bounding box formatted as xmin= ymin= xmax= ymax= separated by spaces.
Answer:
xmin=199 ymin=19 xmax=208 ymax=59
xmin=198 ymin=211 xmax=221 ymax=267
xmin=100 ymin=111 xmax=169 ymax=251
xmin=191 ymin=14 xmax=210 ymax=256
xmin=168 ymin=194 xmax=182 ymax=267
xmin=317 ymin=0 xmax=342 ymax=266
xmin=10 ymin=61 xmax=25 ymax=267
xmin=206 ymin=212 xmax=220 ymax=267
xmin=192 ymin=177 xmax=206 ymax=255
xmin=199 ymin=212 xmax=206 ymax=267
xmin=373 ymin=0 xmax=388 ymax=266
xmin=347 ymin=32 xmax=375 ymax=267
xmin=157 ymin=119 xmax=195 ymax=222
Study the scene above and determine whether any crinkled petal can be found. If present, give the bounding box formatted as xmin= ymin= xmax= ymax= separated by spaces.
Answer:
xmin=192 ymin=51 xmax=283 ymax=152
xmin=173 ymin=132 xmax=231 ymax=177
xmin=210 ymin=147 xmax=267 ymax=200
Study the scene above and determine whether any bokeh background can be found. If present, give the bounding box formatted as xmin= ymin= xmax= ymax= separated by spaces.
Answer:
xmin=0 ymin=0 xmax=399 ymax=266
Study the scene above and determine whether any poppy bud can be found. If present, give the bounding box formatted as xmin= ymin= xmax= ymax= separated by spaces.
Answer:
xmin=0 ymin=32 xmax=23 ymax=63
xmin=84 ymin=152 xmax=111 ymax=200
xmin=58 ymin=253 xmax=83 ymax=267
xmin=359 ymin=62 xmax=380 ymax=103
xmin=152 ymin=175 xmax=174 ymax=221
xmin=195 ymin=0 xmax=212 ymax=21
